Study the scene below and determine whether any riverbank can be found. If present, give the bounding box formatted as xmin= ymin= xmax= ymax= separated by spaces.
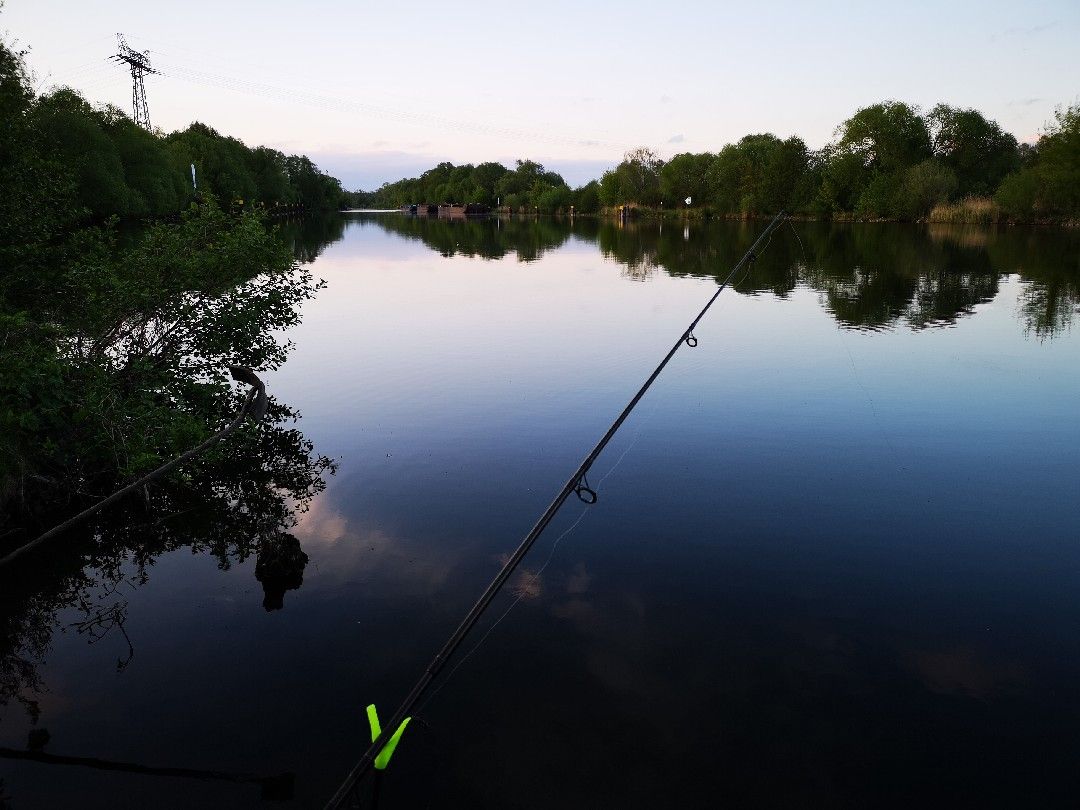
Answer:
xmin=594 ymin=199 xmax=1079 ymax=228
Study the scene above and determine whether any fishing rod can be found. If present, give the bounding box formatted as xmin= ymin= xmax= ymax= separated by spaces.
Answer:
xmin=326 ymin=211 xmax=789 ymax=809
xmin=0 ymin=746 xmax=294 ymax=801
xmin=0 ymin=366 xmax=267 ymax=569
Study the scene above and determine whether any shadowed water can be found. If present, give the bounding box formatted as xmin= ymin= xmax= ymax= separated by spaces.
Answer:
xmin=2 ymin=214 xmax=1079 ymax=808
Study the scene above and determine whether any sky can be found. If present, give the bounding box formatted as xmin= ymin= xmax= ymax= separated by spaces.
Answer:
xmin=4 ymin=0 xmax=1079 ymax=190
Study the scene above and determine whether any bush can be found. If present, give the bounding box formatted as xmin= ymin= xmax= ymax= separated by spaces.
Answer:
xmin=896 ymin=160 xmax=958 ymax=219
xmin=994 ymin=168 xmax=1041 ymax=219
xmin=854 ymin=173 xmax=900 ymax=219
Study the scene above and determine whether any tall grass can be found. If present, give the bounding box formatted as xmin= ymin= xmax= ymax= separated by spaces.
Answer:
xmin=927 ymin=197 xmax=1002 ymax=225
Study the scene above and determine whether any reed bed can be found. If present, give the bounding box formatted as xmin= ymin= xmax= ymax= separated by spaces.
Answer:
xmin=927 ymin=197 xmax=1002 ymax=225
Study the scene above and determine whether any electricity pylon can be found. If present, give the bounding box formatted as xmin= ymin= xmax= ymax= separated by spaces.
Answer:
xmin=110 ymin=34 xmax=157 ymax=130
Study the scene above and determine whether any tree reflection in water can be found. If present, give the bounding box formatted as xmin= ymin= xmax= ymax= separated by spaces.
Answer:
xmin=374 ymin=213 xmax=1080 ymax=337
xmin=0 ymin=212 xmax=336 ymax=726
xmin=0 ymin=391 xmax=333 ymax=722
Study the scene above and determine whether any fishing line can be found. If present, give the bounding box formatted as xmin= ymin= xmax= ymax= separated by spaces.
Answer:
xmin=412 ymin=506 xmax=590 ymax=719
xmin=325 ymin=212 xmax=788 ymax=809
xmin=787 ymin=218 xmax=807 ymax=260
xmin=835 ymin=320 xmax=905 ymax=469
xmin=785 ymin=217 xmax=903 ymax=469
xmin=376 ymin=239 xmax=716 ymax=724
xmin=412 ymin=389 xmax=664 ymax=719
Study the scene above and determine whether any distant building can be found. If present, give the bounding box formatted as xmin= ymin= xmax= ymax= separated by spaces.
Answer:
xmin=402 ymin=203 xmax=491 ymax=217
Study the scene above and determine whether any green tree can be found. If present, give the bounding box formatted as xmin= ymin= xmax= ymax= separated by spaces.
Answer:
xmin=598 ymin=167 xmax=622 ymax=207
xmin=703 ymin=135 xmax=809 ymax=214
xmin=613 ymin=147 xmax=663 ymax=206
xmin=761 ymin=136 xmax=811 ymax=212
xmin=895 ymin=159 xmax=958 ymax=219
xmin=572 ymin=180 xmax=601 ymax=213
xmin=284 ymin=153 xmax=344 ymax=210
xmin=1035 ymin=104 xmax=1080 ymax=217
xmin=167 ymin=123 xmax=258 ymax=206
xmin=821 ymin=102 xmax=933 ymax=217
xmin=660 ymin=152 xmax=712 ymax=207
xmin=248 ymin=146 xmax=292 ymax=205
xmin=927 ymin=104 xmax=1019 ymax=197
xmin=534 ymin=182 xmax=571 ymax=214
xmin=30 ymin=88 xmax=132 ymax=217
xmin=835 ymin=101 xmax=932 ymax=173
xmin=102 ymin=106 xmax=189 ymax=216
xmin=818 ymin=145 xmax=869 ymax=213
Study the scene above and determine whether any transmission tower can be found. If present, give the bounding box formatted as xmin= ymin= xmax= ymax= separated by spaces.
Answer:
xmin=110 ymin=34 xmax=157 ymax=130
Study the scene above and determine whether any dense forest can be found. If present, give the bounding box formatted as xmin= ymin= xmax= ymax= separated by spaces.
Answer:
xmin=348 ymin=159 xmax=597 ymax=215
xmin=1 ymin=34 xmax=332 ymax=542
xmin=10 ymin=81 xmax=344 ymax=221
xmin=0 ymin=31 xmax=342 ymax=779
xmin=355 ymin=101 xmax=1079 ymax=224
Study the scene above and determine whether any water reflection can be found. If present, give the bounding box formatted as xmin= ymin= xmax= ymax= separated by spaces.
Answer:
xmin=355 ymin=213 xmax=1080 ymax=337
xmin=0 ymin=215 xmax=334 ymax=742
xmin=276 ymin=215 xmax=348 ymax=264
xmin=375 ymin=215 xmax=573 ymax=262
xmin=3 ymin=212 xmax=1079 ymax=808
xmin=0 ymin=408 xmax=331 ymax=722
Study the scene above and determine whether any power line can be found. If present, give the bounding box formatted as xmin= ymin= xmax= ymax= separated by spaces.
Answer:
xmin=152 ymin=59 xmax=624 ymax=151
xmin=109 ymin=33 xmax=157 ymax=130
xmin=119 ymin=34 xmax=626 ymax=152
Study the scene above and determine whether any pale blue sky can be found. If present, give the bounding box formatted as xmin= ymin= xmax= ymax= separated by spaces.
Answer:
xmin=5 ymin=0 xmax=1078 ymax=189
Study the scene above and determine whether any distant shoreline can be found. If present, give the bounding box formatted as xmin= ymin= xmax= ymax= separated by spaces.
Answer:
xmin=339 ymin=207 xmax=1078 ymax=229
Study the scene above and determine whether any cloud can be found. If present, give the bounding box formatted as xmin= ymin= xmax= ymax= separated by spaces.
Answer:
xmin=905 ymin=646 xmax=1027 ymax=698
xmin=667 ymin=133 xmax=685 ymax=144
xmin=659 ymin=94 xmax=674 ymax=104
xmin=1007 ymin=97 xmax=1043 ymax=107
xmin=1003 ymin=21 xmax=1057 ymax=37
xmin=566 ymin=562 xmax=591 ymax=594
xmin=293 ymin=495 xmax=471 ymax=595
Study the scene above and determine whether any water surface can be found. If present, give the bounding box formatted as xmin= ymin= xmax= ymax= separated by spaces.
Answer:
xmin=2 ymin=215 xmax=1079 ymax=808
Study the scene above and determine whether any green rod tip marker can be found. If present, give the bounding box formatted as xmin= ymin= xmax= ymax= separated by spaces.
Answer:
xmin=366 ymin=704 xmax=411 ymax=770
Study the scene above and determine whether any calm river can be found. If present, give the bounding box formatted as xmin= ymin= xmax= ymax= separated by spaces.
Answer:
xmin=2 ymin=214 xmax=1079 ymax=808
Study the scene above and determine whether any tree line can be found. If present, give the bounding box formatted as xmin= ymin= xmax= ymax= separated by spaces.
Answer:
xmin=348 ymin=159 xmax=601 ymax=214
xmin=356 ymin=101 xmax=1079 ymax=223
xmin=2 ymin=30 xmax=335 ymax=756
xmin=17 ymin=86 xmax=344 ymax=221
xmin=2 ymin=35 xmax=331 ymax=542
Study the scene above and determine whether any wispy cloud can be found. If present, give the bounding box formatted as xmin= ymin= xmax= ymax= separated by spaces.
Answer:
xmin=667 ymin=133 xmax=685 ymax=144
xmin=1003 ymin=20 xmax=1057 ymax=37
xmin=1007 ymin=97 xmax=1043 ymax=107
xmin=659 ymin=94 xmax=674 ymax=104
